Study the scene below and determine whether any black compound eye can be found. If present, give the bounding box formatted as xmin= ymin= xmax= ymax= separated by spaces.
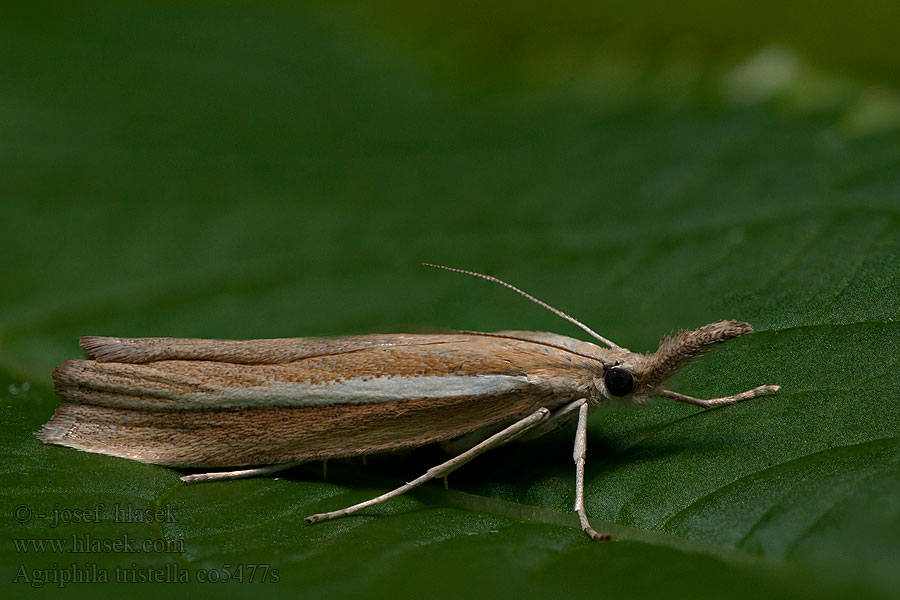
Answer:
xmin=604 ymin=367 xmax=634 ymax=397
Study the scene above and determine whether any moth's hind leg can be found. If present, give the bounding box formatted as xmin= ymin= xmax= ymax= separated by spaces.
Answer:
xmin=442 ymin=396 xmax=587 ymax=454
xmin=518 ymin=397 xmax=587 ymax=441
xmin=304 ymin=407 xmax=551 ymax=525
xmin=181 ymin=460 xmax=307 ymax=483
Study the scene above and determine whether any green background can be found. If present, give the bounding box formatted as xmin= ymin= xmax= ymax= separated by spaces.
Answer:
xmin=2 ymin=1 xmax=899 ymax=598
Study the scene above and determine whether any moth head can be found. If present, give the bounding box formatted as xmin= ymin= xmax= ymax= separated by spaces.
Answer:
xmin=598 ymin=320 xmax=754 ymax=403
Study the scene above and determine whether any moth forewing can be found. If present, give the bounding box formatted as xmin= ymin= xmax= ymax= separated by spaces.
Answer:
xmin=40 ymin=333 xmax=607 ymax=467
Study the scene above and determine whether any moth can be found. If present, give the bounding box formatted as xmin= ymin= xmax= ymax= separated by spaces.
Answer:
xmin=38 ymin=264 xmax=779 ymax=539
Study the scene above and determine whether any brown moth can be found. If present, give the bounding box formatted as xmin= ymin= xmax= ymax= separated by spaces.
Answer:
xmin=38 ymin=265 xmax=779 ymax=539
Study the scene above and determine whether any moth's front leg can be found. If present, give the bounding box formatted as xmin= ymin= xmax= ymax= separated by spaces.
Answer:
xmin=659 ymin=384 xmax=780 ymax=408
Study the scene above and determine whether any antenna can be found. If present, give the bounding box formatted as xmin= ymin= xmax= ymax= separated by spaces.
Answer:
xmin=422 ymin=263 xmax=619 ymax=349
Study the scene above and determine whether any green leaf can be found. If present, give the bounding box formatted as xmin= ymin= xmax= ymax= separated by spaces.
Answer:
xmin=2 ymin=2 xmax=898 ymax=599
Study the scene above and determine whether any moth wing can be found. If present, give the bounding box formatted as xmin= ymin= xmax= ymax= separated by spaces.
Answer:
xmin=79 ymin=333 xmax=467 ymax=364
xmin=43 ymin=335 xmax=601 ymax=467
xmin=490 ymin=330 xmax=612 ymax=362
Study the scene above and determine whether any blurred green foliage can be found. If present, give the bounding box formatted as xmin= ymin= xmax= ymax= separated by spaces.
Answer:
xmin=338 ymin=0 xmax=900 ymax=89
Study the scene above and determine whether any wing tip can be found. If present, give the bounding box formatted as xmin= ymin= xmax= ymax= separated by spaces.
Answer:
xmin=35 ymin=407 xmax=78 ymax=446
xmin=80 ymin=336 xmax=137 ymax=362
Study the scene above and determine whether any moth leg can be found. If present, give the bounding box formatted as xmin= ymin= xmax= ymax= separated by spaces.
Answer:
xmin=305 ymin=407 xmax=551 ymax=525
xmin=519 ymin=397 xmax=588 ymax=441
xmin=659 ymin=384 xmax=780 ymax=408
xmin=181 ymin=460 xmax=306 ymax=483
xmin=573 ymin=401 xmax=609 ymax=541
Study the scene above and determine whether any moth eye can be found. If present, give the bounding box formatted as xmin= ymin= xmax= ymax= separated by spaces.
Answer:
xmin=604 ymin=367 xmax=635 ymax=397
